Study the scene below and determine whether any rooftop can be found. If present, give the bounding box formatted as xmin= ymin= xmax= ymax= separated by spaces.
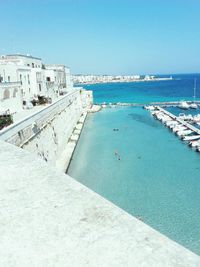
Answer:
xmin=2 ymin=54 xmax=42 ymax=60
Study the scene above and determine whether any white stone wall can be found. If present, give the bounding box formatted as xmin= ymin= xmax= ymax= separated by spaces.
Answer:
xmin=0 ymin=64 xmax=33 ymax=100
xmin=30 ymin=68 xmax=47 ymax=97
xmin=80 ymin=88 xmax=93 ymax=109
xmin=0 ymin=82 xmax=23 ymax=113
xmin=0 ymin=89 xmax=93 ymax=167
xmin=45 ymin=65 xmax=67 ymax=94
xmin=0 ymin=140 xmax=200 ymax=266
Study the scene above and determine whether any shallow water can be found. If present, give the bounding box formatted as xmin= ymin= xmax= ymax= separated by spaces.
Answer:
xmin=68 ymin=106 xmax=200 ymax=254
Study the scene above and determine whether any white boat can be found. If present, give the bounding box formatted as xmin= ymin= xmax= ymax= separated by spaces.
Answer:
xmin=172 ymin=125 xmax=186 ymax=133
xmin=178 ymin=113 xmax=186 ymax=120
xmin=190 ymin=78 xmax=198 ymax=109
xmin=193 ymin=114 xmax=200 ymax=123
xmin=183 ymin=135 xmax=200 ymax=141
xmin=178 ymin=101 xmax=190 ymax=109
xmin=151 ymin=110 xmax=160 ymax=115
xmin=190 ymin=103 xmax=198 ymax=109
xmin=161 ymin=116 xmax=172 ymax=123
xmin=189 ymin=140 xmax=200 ymax=147
xmin=177 ymin=129 xmax=192 ymax=137
xmin=170 ymin=123 xmax=181 ymax=129
xmin=169 ymin=122 xmax=179 ymax=129
xmin=144 ymin=105 xmax=155 ymax=111
xmin=179 ymin=114 xmax=194 ymax=121
xmin=165 ymin=120 xmax=178 ymax=127
xmin=155 ymin=114 xmax=164 ymax=120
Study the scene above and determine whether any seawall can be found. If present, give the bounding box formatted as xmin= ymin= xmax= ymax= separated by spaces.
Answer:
xmin=0 ymin=88 xmax=93 ymax=171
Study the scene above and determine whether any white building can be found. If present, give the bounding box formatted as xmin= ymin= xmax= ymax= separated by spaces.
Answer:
xmin=65 ymin=67 xmax=74 ymax=90
xmin=0 ymin=54 xmax=47 ymax=100
xmin=0 ymin=82 xmax=23 ymax=113
xmin=44 ymin=64 xmax=66 ymax=98
xmin=0 ymin=54 xmax=74 ymax=113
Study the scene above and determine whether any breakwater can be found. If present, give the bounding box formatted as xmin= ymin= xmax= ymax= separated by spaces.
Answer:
xmin=99 ymin=100 xmax=200 ymax=107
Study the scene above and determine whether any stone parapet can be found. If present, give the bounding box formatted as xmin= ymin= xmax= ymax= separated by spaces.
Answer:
xmin=0 ymin=140 xmax=199 ymax=267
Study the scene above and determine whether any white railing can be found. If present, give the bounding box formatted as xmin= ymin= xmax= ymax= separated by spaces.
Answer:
xmin=0 ymin=89 xmax=81 ymax=145
xmin=0 ymin=82 xmax=22 ymax=87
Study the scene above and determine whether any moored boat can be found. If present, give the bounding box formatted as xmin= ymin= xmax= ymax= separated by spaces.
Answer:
xmin=183 ymin=135 xmax=200 ymax=141
xmin=178 ymin=101 xmax=190 ymax=110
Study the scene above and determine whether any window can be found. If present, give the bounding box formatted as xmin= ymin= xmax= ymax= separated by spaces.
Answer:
xmin=46 ymin=77 xmax=51 ymax=81
xmin=8 ymin=76 xmax=10 ymax=82
xmin=3 ymin=89 xmax=10 ymax=99
xmin=39 ymin=84 xmax=41 ymax=92
xmin=13 ymin=88 xmax=17 ymax=98
xmin=32 ymin=63 xmax=34 ymax=68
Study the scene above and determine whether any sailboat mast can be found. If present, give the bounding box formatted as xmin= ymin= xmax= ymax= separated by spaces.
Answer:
xmin=193 ymin=78 xmax=196 ymax=102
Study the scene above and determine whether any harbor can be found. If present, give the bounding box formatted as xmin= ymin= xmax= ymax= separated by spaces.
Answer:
xmin=100 ymin=100 xmax=200 ymax=108
xmin=68 ymin=104 xmax=200 ymax=255
xmin=145 ymin=105 xmax=200 ymax=152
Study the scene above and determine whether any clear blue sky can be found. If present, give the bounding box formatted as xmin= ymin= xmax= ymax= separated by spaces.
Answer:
xmin=1 ymin=0 xmax=200 ymax=75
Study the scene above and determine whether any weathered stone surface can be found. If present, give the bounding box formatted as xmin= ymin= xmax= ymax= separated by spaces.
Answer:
xmin=0 ymin=90 xmax=92 ymax=170
xmin=0 ymin=141 xmax=199 ymax=267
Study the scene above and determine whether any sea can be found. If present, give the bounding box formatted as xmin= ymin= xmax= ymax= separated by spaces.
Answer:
xmin=68 ymin=73 xmax=200 ymax=255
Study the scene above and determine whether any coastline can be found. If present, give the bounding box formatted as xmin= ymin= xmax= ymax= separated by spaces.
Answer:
xmin=68 ymin=104 xmax=200 ymax=255
xmin=56 ymin=104 xmax=101 ymax=172
xmin=74 ymin=77 xmax=173 ymax=86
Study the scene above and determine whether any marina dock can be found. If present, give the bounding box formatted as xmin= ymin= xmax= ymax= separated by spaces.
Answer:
xmin=156 ymin=106 xmax=200 ymax=135
xmin=146 ymin=105 xmax=200 ymax=152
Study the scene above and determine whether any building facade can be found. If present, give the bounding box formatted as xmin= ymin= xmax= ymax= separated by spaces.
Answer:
xmin=0 ymin=54 xmax=74 ymax=113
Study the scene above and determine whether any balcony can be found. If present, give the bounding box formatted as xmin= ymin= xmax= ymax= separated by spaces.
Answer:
xmin=0 ymin=82 xmax=22 ymax=88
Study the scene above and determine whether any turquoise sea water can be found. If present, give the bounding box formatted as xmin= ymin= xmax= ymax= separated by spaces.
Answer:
xmin=69 ymin=74 xmax=200 ymax=254
xmin=82 ymin=74 xmax=200 ymax=104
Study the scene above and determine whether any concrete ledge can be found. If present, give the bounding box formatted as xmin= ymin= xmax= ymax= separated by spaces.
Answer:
xmin=0 ymin=141 xmax=200 ymax=267
xmin=88 ymin=104 xmax=102 ymax=112
xmin=56 ymin=112 xmax=87 ymax=172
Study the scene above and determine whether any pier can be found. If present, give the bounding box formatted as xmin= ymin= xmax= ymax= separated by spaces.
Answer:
xmin=146 ymin=105 xmax=200 ymax=152
xmin=156 ymin=106 xmax=200 ymax=135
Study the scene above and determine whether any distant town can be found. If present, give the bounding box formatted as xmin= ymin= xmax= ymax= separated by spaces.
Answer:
xmin=72 ymin=74 xmax=173 ymax=84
